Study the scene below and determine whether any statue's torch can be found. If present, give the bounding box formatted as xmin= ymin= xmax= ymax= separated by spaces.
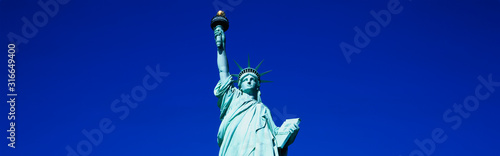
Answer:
xmin=211 ymin=10 xmax=229 ymax=32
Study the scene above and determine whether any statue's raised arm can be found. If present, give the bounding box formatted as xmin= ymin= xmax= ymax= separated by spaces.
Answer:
xmin=212 ymin=11 xmax=230 ymax=81
xmin=214 ymin=25 xmax=230 ymax=81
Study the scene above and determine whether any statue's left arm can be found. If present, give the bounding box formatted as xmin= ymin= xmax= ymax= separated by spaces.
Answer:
xmin=266 ymin=108 xmax=300 ymax=147
xmin=265 ymin=108 xmax=280 ymax=136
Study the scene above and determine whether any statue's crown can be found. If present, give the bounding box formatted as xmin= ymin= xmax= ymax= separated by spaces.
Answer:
xmin=232 ymin=56 xmax=272 ymax=84
xmin=238 ymin=68 xmax=261 ymax=80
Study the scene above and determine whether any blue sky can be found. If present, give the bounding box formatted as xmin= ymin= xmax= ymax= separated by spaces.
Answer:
xmin=1 ymin=0 xmax=500 ymax=155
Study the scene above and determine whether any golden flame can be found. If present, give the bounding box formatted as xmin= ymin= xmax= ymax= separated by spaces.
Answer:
xmin=217 ymin=10 xmax=225 ymax=16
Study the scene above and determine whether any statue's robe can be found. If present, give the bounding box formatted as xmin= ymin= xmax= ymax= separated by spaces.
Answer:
xmin=214 ymin=76 xmax=280 ymax=156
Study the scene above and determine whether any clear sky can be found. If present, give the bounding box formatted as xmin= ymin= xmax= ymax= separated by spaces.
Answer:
xmin=1 ymin=0 xmax=500 ymax=155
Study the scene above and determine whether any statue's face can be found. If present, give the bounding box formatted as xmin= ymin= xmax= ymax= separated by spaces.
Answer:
xmin=240 ymin=74 xmax=259 ymax=94
xmin=214 ymin=26 xmax=224 ymax=47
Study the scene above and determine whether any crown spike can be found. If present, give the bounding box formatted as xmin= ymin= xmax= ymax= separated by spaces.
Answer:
xmin=247 ymin=55 xmax=251 ymax=68
xmin=234 ymin=60 xmax=243 ymax=70
xmin=260 ymin=80 xmax=273 ymax=83
xmin=231 ymin=74 xmax=239 ymax=78
xmin=255 ymin=60 xmax=264 ymax=70
xmin=260 ymin=70 xmax=272 ymax=76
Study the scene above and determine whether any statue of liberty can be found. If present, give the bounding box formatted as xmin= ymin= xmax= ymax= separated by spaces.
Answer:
xmin=211 ymin=11 xmax=300 ymax=156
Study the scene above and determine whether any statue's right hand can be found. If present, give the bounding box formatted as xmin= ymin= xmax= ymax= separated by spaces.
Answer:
xmin=214 ymin=27 xmax=221 ymax=35
xmin=214 ymin=26 xmax=225 ymax=49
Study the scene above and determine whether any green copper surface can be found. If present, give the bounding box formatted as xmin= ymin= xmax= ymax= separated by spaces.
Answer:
xmin=212 ymin=11 xmax=300 ymax=156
